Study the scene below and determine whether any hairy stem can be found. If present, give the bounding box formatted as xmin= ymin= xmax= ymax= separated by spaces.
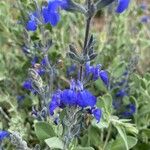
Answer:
xmin=103 ymin=125 xmax=112 ymax=150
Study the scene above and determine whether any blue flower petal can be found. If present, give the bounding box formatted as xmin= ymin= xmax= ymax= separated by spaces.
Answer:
xmin=26 ymin=20 xmax=37 ymax=31
xmin=23 ymin=80 xmax=32 ymax=90
xmin=31 ymin=56 xmax=38 ymax=66
xmin=49 ymin=12 xmax=61 ymax=26
xmin=49 ymin=92 xmax=61 ymax=115
xmin=92 ymin=108 xmax=102 ymax=123
xmin=77 ymin=90 xmax=96 ymax=108
xmin=0 ymin=130 xmax=9 ymax=141
xmin=61 ymin=89 xmax=77 ymax=105
xmin=99 ymin=70 xmax=109 ymax=86
xmin=116 ymin=0 xmax=130 ymax=13
xmin=48 ymin=0 xmax=68 ymax=11
xmin=116 ymin=89 xmax=127 ymax=97
xmin=42 ymin=7 xmax=60 ymax=26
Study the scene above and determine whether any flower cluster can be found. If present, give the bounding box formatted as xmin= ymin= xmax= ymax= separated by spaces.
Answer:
xmin=139 ymin=2 xmax=150 ymax=23
xmin=49 ymin=80 xmax=102 ymax=122
xmin=26 ymin=0 xmax=68 ymax=31
xmin=112 ymin=71 xmax=136 ymax=117
xmin=22 ymin=56 xmax=46 ymax=93
xmin=85 ymin=62 xmax=109 ymax=86
xmin=26 ymin=0 xmax=131 ymax=31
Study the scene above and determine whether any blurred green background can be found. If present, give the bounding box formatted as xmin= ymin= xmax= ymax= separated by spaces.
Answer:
xmin=0 ymin=0 xmax=150 ymax=149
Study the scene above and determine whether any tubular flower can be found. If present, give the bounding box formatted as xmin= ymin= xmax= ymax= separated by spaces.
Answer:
xmin=116 ymin=0 xmax=130 ymax=13
xmin=85 ymin=62 xmax=109 ymax=86
xmin=42 ymin=0 xmax=68 ymax=26
xmin=122 ymin=104 xmax=136 ymax=117
xmin=26 ymin=14 xmax=38 ymax=31
xmin=0 ymin=130 xmax=9 ymax=141
xmin=116 ymin=89 xmax=127 ymax=97
xmin=49 ymin=80 xmax=102 ymax=123
xmin=92 ymin=108 xmax=102 ymax=123
xmin=26 ymin=0 xmax=68 ymax=31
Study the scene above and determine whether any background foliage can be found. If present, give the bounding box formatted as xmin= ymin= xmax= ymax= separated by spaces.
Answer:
xmin=0 ymin=0 xmax=150 ymax=149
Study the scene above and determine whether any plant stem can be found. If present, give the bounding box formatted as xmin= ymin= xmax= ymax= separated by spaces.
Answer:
xmin=103 ymin=125 xmax=112 ymax=150
xmin=83 ymin=0 xmax=92 ymax=55
xmin=79 ymin=0 xmax=92 ymax=81
xmin=83 ymin=17 xmax=91 ymax=54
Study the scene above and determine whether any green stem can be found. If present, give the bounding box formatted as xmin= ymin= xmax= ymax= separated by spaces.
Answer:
xmin=103 ymin=125 xmax=112 ymax=150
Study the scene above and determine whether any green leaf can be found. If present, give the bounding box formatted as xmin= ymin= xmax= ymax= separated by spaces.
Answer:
xmin=88 ymin=126 xmax=102 ymax=147
xmin=110 ymin=135 xmax=137 ymax=150
xmin=97 ymin=94 xmax=112 ymax=115
xmin=115 ymin=125 xmax=129 ymax=150
xmin=112 ymin=62 xmax=126 ymax=78
xmin=94 ymin=78 xmax=107 ymax=92
xmin=34 ymin=122 xmax=56 ymax=140
xmin=73 ymin=146 xmax=95 ymax=150
xmin=45 ymin=137 xmax=64 ymax=149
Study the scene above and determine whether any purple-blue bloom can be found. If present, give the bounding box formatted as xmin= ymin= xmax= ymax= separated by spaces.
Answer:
xmin=26 ymin=0 xmax=68 ymax=31
xmin=61 ymin=89 xmax=77 ymax=105
xmin=66 ymin=64 xmax=77 ymax=77
xmin=17 ymin=95 xmax=25 ymax=102
xmin=140 ymin=16 xmax=150 ymax=23
xmin=26 ymin=14 xmax=38 ymax=31
xmin=99 ymin=70 xmax=109 ymax=86
xmin=116 ymin=0 xmax=130 ymax=13
xmin=116 ymin=89 xmax=127 ymax=97
xmin=26 ymin=20 xmax=37 ymax=31
xmin=49 ymin=80 xmax=101 ymax=122
xmin=0 ymin=130 xmax=9 ymax=141
xmin=122 ymin=104 xmax=136 ymax=117
xmin=77 ymin=90 xmax=96 ymax=108
xmin=92 ymin=108 xmax=102 ymax=123
xmin=140 ymin=2 xmax=147 ymax=11
xmin=49 ymin=90 xmax=61 ymax=115
xmin=85 ymin=62 xmax=109 ymax=86
xmin=42 ymin=0 xmax=68 ymax=26
xmin=23 ymin=80 xmax=33 ymax=91
xmin=31 ymin=56 xmax=39 ymax=66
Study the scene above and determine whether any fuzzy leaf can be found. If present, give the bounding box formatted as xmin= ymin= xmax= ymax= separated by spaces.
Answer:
xmin=115 ymin=125 xmax=129 ymax=150
xmin=45 ymin=137 xmax=64 ymax=149
xmin=109 ymin=135 xmax=137 ymax=150
xmin=34 ymin=122 xmax=56 ymax=140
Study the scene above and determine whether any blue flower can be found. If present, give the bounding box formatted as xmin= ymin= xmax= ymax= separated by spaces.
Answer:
xmin=26 ymin=20 xmax=37 ymax=31
xmin=23 ymin=80 xmax=33 ymax=91
xmin=77 ymin=90 xmax=96 ymax=108
xmin=99 ymin=70 xmax=109 ymax=86
xmin=49 ymin=90 xmax=61 ymax=115
xmin=37 ymin=68 xmax=45 ymax=76
xmin=140 ymin=2 xmax=147 ymax=11
xmin=0 ymin=130 xmax=9 ymax=141
xmin=41 ymin=58 xmax=47 ymax=66
xmin=42 ymin=6 xmax=60 ymax=26
xmin=140 ymin=16 xmax=150 ymax=23
xmin=26 ymin=14 xmax=38 ymax=31
xmin=61 ymin=89 xmax=77 ymax=105
xmin=116 ymin=89 xmax=127 ymax=97
xmin=31 ymin=56 xmax=39 ymax=66
xmin=85 ymin=62 xmax=109 ymax=85
xmin=17 ymin=95 xmax=25 ymax=102
xmin=66 ymin=64 xmax=76 ymax=77
xmin=122 ymin=104 xmax=136 ymax=117
xmin=92 ymin=108 xmax=102 ymax=123
xmin=116 ymin=0 xmax=130 ymax=13
xmin=85 ymin=62 xmax=94 ymax=76
xmin=42 ymin=0 xmax=68 ymax=26
xmin=93 ymin=64 xmax=101 ymax=80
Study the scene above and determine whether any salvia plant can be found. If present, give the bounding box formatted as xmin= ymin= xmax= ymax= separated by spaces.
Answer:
xmin=1 ymin=0 xmax=150 ymax=150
